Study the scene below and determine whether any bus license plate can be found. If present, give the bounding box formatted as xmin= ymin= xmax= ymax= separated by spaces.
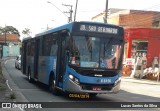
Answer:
xmin=92 ymin=86 xmax=101 ymax=91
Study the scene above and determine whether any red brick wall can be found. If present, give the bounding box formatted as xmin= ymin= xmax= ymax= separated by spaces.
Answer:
xmin=0 ymin=34 xmax=20 ymax=42
xmin=120 ymin=13 xmax=153 ymax=28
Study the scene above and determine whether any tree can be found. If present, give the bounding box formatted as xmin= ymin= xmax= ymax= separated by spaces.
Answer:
xmin=0 ymin=26 xmax=4 ymax=34
xmin=22 ymin=28 xmax=31 ymax=37
xmin=0 ymin=26 xmax=20 ymax=36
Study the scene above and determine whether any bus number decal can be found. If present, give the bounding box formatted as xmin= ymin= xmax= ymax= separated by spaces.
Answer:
xmin=98 ymin=79 xmax=112 ymax=83
xmin=89 ymin=26 xmax=96 ymax=32
xmin=80 ymin=25 xmax=86 ymax=31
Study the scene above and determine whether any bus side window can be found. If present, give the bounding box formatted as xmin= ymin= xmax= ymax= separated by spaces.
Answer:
xmin=42 ymin=33 xmax=58 ymax=56
xmin=66 ymin=37 xmax=73 ymax=63
xmin=50 ymin=44 xmax=58 ymax=56
xmin=43 ymin=36 xmax=50 ymax=56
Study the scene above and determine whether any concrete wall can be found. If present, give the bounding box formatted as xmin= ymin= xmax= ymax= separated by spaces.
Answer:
xmin=3 ymin=44 xmax=20 ymax=57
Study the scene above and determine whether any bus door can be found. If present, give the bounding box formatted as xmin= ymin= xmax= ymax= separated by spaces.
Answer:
xmin=34 ymin=39 xmax=40 ymax=79
xmin=22 ymin=42 xmax=27 ymax=74
xmin=56 ymin=31 xmax=67 ymax=85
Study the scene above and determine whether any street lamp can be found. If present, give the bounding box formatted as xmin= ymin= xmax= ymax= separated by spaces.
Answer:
xmin=47 ymin=1 xmax=68 ymax=18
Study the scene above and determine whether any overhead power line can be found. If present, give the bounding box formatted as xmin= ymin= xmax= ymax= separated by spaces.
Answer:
xmin=47 ymin=1 xmax=69 ymax=18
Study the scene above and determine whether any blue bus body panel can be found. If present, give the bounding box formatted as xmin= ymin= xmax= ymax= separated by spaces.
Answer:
xmin=64 ymin=66 xmax=121 ymax=85
xmin=45 ymin=56 xmax=57 ymax=84
xmin=47 ymin=56 xmax=57 ymax=85
xmin=38 ymin=56 xmax=57 ymax=85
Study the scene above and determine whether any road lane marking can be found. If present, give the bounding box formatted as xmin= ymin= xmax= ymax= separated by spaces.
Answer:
xmin=4 ymin=60 xmax=8 ymax=64
xmin=4 ymin=59 xmax=16 ymax=64
xmin=13 ymin=89 xmax=42 ymax=91
xmin=6 ymin=80 xmax=13 ymax=91
xmin=19 ymin=107 xmax=25 ymax=111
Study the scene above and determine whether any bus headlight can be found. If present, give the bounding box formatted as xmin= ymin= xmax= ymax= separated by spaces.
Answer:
xmin=69 ymin=74 xmax=74 ymax=79
xmin=68 ymin=74 xmax=79 ymax=85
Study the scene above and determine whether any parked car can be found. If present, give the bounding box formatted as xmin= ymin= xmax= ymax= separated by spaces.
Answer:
xmin=15 ymin=55 xmax=21 ymax=70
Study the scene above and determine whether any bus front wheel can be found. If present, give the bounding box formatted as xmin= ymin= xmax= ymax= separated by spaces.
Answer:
xmin=49 ymin=76 xmax=58 ymax=95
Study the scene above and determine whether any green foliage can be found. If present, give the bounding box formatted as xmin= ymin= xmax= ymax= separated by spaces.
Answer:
xmin=0 ymin=64 xmax=3 ymax=80
xmin=0 ymin=26 xmax=4 ymax=34
xmin=22 ymin=28 xmax=31 ymax=37
xmin=0 ymin=64 xmax=6 ymax=91
xmin=0 ymin=85 xmax=6 ymax=91
xmin=10 ymin=93 xmax=16 ymax=99
xmin=0 ymin=26 xmax=20 ymax=36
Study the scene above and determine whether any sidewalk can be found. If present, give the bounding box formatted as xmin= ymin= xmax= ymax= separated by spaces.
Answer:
xmin=0 ymin=57 xmax=16 ymax=63
xmin=0 ymin=57 xmax=22 ymax=111
xmin=122 ymin=76 xmax=160 ymax=85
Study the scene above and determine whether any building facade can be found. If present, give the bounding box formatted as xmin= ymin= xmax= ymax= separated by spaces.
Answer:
xmin=0 ymin=34 xmax=21 ymax=57
xmin=92 ymin=9 xmax=160 ymax=67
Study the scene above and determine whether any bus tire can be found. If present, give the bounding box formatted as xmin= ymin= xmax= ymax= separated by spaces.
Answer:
xmin=49 ymin=75 xmax=58 ymax=95
xmin=28 ymin=69 xmax=33 ymax=83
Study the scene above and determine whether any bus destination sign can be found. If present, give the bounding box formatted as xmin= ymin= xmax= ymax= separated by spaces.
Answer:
xmin=79 ymin=24 xmax=118 ymax=34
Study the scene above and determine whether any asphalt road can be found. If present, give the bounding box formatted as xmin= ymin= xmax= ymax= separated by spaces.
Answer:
xmin=2 ymin=59 xmax=160 ymax=111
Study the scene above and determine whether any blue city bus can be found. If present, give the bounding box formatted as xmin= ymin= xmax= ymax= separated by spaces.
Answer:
xmin=21 ymin=21 xmax=124 ymax=97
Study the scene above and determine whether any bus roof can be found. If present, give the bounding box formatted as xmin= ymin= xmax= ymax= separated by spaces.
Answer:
xmin=35 ymin=22 xmax=74 ymax=37
xmin=35 ymin=21 xmax=123 ymax=37
xmin=22 ymin=36 xmax=32 ymax=42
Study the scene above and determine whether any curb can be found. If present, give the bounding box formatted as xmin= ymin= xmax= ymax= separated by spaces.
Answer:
xmin=122 ymin=77 xmax=160 ymax=85
xmin=1 ymin=58 xmax=29 ymax=102
xmin=0 ymin=57 xmax=28 ymax=111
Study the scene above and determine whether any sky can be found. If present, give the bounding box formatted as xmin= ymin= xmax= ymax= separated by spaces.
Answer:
xmin=0 ymin=0 xmax=160 ymax=39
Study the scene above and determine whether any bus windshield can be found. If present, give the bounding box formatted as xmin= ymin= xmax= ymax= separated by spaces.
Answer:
xmin=68 ymin=35 xmax=123 ymax=69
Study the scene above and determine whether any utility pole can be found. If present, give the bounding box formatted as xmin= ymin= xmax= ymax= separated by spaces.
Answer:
xmin=62 ymin=4 xmax=73 ymax=23
xmin=4 ymin=29 xmax=6 ymax=43
xmin=104 ymin=0 xmax=108 ymax=23
xmin=74 ymin=0 xmax=78 ymax=21
xmin=4 ymin=25 xmax=7 ymax=43
xmin=47 ymin=24 xmax=49 ymax=30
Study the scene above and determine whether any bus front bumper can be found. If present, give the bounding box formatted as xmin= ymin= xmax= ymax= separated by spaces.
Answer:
xmin=65 ymin=79 xmax=121 ymax=94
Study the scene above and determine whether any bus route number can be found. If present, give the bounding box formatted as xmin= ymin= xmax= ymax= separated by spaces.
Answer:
xmin=89 ymin=26 xmax=96 ymax=32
